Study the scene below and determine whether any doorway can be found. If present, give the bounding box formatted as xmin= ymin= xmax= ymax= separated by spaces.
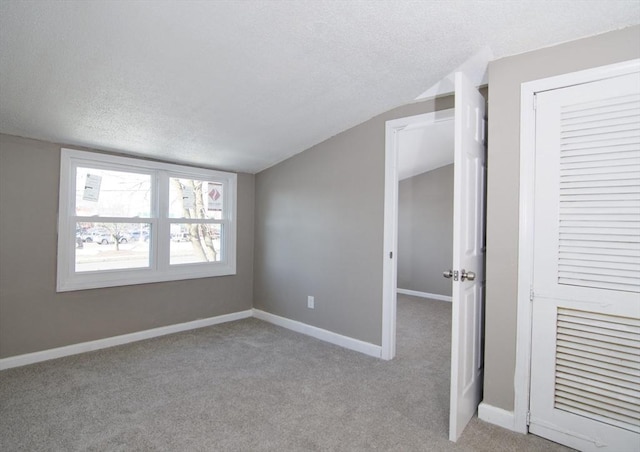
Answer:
xmin=396 ymin=116 xmax=455 ymax=303
xmin=394 ymin=111 xmax=455 ymax=441
xmin=382 ymin=71 xmax=487 ymax=443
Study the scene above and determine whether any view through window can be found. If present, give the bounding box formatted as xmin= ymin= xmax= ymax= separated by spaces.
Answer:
xmin=58 ymin=149 xmax=237 ymax=291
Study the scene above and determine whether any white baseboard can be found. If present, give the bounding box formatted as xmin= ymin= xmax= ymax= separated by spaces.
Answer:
xmin=478 ymin=402 xmax=517 ymax=432
xmin=1 ymin=308 xmax=385 ymax=370
xmin=252 ymin=309 xmax=382 ymax=359
xmin=397 ymin=288 xmax=452 ymax=302
xmin=0 ymin=310 xmax=253 ymax=371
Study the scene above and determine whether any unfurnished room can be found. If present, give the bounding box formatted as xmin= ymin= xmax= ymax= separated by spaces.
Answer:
xmin=1 ymin=1 xmax=639 ymax=451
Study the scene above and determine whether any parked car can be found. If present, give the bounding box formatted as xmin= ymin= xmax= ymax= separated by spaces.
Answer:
xmin=96 ymin=233 xmax=115 ymax=245
xmin=81 ymin=228 xmax=110 ymax=243
xmin=103 ymin=232 xmax=130 ymax=244
xmin=171 ymin=232 xmax=190 ymax=242
xmin=81 ymin=228 xmax=129 ymax=244
xmin=129 ymin=231 xmax=149 ymax=242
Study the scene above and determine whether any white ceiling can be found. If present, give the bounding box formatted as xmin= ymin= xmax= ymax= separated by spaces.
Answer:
xmin=0 ymin=1 xmax=638 ymax=174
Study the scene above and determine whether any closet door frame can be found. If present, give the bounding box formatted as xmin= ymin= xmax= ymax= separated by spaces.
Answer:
xmin=514 ymin=58 xmax=640 ymax=435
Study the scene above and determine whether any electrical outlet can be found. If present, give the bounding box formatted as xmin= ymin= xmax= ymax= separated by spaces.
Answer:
xmin=307 ymin=295 xmax=314 ymax=309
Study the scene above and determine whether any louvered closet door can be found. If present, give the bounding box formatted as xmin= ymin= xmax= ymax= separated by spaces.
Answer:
xmin=529 ymin=70 xmax=640 ymax=452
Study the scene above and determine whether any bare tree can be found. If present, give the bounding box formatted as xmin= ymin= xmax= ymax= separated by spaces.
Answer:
xmin=192 ymin=181 xmax=218 ymax=261
xmin=171 ymin=179 xmax=218 ymax=262
xmin=100 ymin=223 xmax=127 ymax=251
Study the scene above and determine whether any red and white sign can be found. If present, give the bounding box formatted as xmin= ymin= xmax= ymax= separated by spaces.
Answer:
xmin=207 ymin=186 xmax=222 ymax=211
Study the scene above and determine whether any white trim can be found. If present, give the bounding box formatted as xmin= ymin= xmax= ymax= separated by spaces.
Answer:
xmin=397 ymin=288 xmax=452 ymax=302
xmin=514 ymin=58 xmax=640 ymax=435
xmin=478 ymin=402 xmax=516 ymax=431
xmin=253 ymin=309 xmax=382 ymax=359
xmin=513 ymin=68 xmax=538 ymax=436
xmin=381 ymin=120 xmax=400 ymax=360
xmin=382 ymin=109 xmax=455 ymax=361
xmin=1 ymin=308 xmax=386 ymax=371
xmin=0 ymin=310 xmax=253 ymax=371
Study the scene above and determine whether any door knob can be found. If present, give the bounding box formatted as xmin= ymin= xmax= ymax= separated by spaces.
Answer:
xmin=461 ymin=269 xmax=476 ymax=281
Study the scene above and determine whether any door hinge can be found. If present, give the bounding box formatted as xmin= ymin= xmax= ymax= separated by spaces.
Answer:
xmin=389 ymin=251 xmax=393 ymax=259
xmin=529 ymin=287 xmax=535 ymax=302
xmin=526 ymin=411 xmax=531 ymax=426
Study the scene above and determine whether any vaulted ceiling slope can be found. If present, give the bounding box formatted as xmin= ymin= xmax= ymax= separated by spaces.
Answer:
xmin=0 ymin=1 xmax=638 ymax=173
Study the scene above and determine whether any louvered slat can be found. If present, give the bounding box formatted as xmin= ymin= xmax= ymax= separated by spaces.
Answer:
xmin=559 ymin=253 xmax=640 ymax=266
xmin=560 ymin=150 xmax=639 ymax=164
xmin=561 ymin=180 xmax=640 ymax=190
xmin=559 ymin=234 xmax=639 ymax=244
xmin=562 ymin=109 xmax=640 ymax=126
xmin=560 ymin=186 xmax=640 ymax=195
xmin=558 ymin=312 xmax=640 ymax=334
xmin=559 ymin=260 xmax=640 ymax=273
xmin=557 ymin=356 xmax=638 ymax=382
xmin=556 ymin=376 xmax=640 ymax=405
xmin=560 ymin=193 xmax=640 ymax=202
xmin=560 ymin=163 xmax=640 ymax=177
xmin=561 ymin=138 xmax=639 ymax=153
xmin=557 ymin=353 xmax=639 ymax=379
xmin=556 ymin=390 xmax=638 ymax=423
xmin=559 ymin=279 xmax=639 ymax=292
xmin=556 ymin=372 xmax=639 ymax=399
xmin=557 ymin=338 xmax=639 ymax=361
xmin=559 ymin=215 xmax=640 ymax=222
xmin=561 ymin=121 xmax=640 ymax=139
xmin=557 ymin=346 xmax=640 ymax=371
xmin=562 ymin=110 xmax=640 ymax=126
xmin=556 ymin=389 xmax=640 ymax=417
xmin=554 ymin=308 xmax=640 ymax=433
xmin=560 ymin=134 xmax=640 ymax=148
xmin=560 ymin=226 xmax=639 ymax=235
xmin=561 ymin=93 xmax=640 ymax=115
xmin=557 ymin=334 xmax=638 ymax=358
xmin=558 ymin=265 xmax=638 ymax=278
xmin=559 ymin=309 xmax=640 ymax=326
xmin=558 ymin=326 xmax=639 ymax=348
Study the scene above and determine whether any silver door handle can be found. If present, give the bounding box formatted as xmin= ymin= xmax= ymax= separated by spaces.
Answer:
xmin=461 ymin=269 xmax=476 ymax=281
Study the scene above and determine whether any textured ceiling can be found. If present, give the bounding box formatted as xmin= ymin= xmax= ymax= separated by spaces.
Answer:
xmin=1 ymin=1 xmax=638 ymax=173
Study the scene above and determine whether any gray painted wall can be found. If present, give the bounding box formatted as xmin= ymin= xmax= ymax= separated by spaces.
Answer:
xmin=0 ymin=134 xmax=255 ymax=358
xmin=397 ymin=165 xmax=453 ymax=296
xmin=484 ymin=25 xmax=640 ymax=411
xmin=254 ymin=97 xmax=455 ymax=345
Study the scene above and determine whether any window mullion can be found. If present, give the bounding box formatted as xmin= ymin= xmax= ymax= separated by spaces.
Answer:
xmin=155 ymin=170 xmax=170 ymax=273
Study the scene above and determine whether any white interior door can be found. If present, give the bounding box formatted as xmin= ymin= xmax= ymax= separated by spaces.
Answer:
xmin=529 ymin=69 xmax=640 ymax=451
xmin=449 ymin=71 xmax=487 ymax=442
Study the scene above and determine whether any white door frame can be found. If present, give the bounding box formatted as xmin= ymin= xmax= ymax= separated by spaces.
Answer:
xmin=513 ymin=58 xmax=640 ymax=434
xmin=381 ymin=108 xmax=454 ymax=360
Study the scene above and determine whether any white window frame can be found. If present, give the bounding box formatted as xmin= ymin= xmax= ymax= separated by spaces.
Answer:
xmin=57 ymin=148 xmax=237 ymax=292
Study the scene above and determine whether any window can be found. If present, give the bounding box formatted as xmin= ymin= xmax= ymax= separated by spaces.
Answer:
xmin=57 ymin=148 xmax=237 ymax=291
